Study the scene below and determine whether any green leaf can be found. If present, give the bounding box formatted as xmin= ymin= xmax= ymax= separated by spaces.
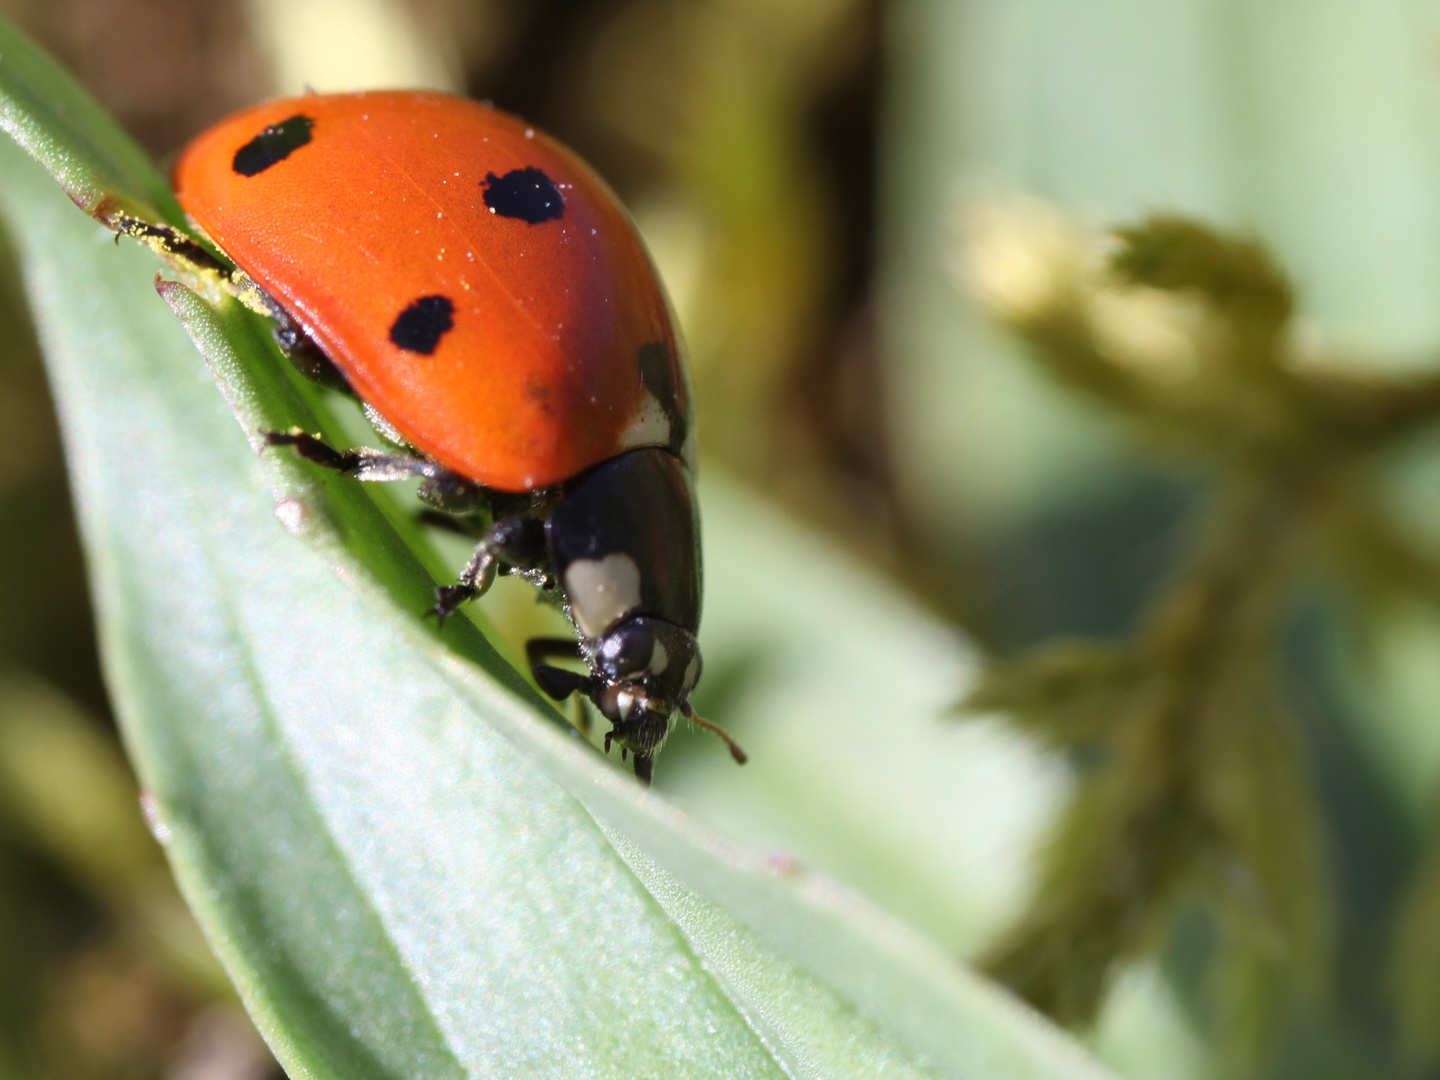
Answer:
xmin=0 ymin=18 xmax=1119 ymax=1077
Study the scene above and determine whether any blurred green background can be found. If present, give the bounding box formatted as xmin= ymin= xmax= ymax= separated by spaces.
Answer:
xmin=3 ymin=0 xmax=1440 ymax=1077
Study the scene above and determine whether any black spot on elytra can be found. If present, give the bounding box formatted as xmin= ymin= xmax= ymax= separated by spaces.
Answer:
xmin=483 ymin=167 xmax=564 ymax=223
xmin=637 ymin=341 xmax=687 ymax=452
xmin=390 ymin=296 xmax=455 ymax=355
xmin=232 ymin=115 xmax=314 ymax=176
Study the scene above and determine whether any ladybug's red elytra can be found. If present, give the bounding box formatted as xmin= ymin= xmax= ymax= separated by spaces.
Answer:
xmin=171 ymin=91 xmax=744 ymax=783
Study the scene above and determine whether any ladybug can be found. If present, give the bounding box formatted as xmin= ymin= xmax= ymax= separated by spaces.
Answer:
xmin=170 ymin=91 xmax=744 ymax=783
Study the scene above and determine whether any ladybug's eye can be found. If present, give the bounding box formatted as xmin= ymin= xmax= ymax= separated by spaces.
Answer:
xmin=598 ymin=621 xmax=652 ymax=679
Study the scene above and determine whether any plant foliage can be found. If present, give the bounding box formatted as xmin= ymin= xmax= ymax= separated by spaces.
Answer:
xmin=962 ymin=199 xmax=1440 ymax=1071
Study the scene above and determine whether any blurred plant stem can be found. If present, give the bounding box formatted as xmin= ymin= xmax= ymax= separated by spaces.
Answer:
xmin=0 ymin=674 xmax=224 ymax=992
xmin=0 ymin=672 xmax=235 ymax=1075
xmin=960 ymin=205 xmax=1440 ymax=1073
xmin=243 ymin=0 xmax=459 ymax=94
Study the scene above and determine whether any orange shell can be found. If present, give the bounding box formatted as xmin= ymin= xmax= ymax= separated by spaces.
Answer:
xmin=174 ymin=91 xmax=689 ymax=492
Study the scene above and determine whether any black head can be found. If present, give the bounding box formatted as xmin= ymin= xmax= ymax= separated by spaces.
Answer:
xmin=589 ymin=615 xmax=701 ymax=765
xmin=585 ymin=617 xmax=745 ymax=781
xmin=593 ymin=616 xmax=701 ymax=705
xmin=531 ymin=615 xmax=705 ymax=783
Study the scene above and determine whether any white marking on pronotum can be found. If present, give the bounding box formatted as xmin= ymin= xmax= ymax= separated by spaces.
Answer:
xmin=617 ymin=390 xmax=671 ymax=453
xmin=565 ymin=553 xmax=642 ymax=638
xmin=649 ymin=638 xmax=669 ymax=675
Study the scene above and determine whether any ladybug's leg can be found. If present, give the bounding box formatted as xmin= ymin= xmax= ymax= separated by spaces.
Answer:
xmin=432 ymin=515 xmax=547 ymax=624
xmin=264 ymin=430 xmax=444 ymax=482
xmin=633 ymin=754 xmax=654 ymax=785
xmin=525 ymin=636 xmax=582 ymax=668
xmin=526 ymin=638 xmax=594 ymax=735
xmin=115 ymin=217 xmax=231 ymax=278
xmin=416 ymin=509 xmax=485 ymax=538
xmin=530 ymin=664 xmax=595 ymax=705
xmin=272 ymin=309 xmax=353 ymax=395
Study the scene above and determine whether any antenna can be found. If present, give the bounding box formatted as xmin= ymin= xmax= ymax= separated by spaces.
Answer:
xmin=680 ymin=702 xmax=747 ymax=765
